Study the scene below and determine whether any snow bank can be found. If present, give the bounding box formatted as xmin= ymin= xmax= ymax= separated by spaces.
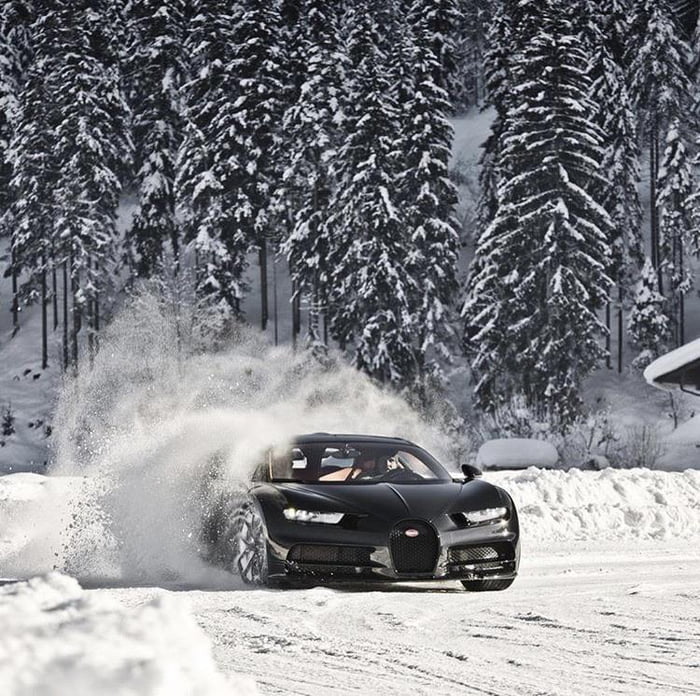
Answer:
xmin=488 ymin=467 xmax=700 ymax=545
xmin=0 ymin=572 xmax=257 ymax=696
xmin=476 ymin=438 xmax=559 ymax=470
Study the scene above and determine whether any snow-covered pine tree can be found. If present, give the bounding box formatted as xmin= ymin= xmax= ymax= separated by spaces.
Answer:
xmin=6 ymin=44 xmax=55 ymax=348
xmin=451 ymin=0 xmax=493 ymax=111
xmin=49 ymin=0 xmax=132 ymax=365
xmin=282 ymin=0 xmax=346 ymax=349
xmin=628 ymin=257 xmax=671 ymax=369
xmin=474 ymin=0 xmax=517 ymax=233
xmin=463 ymin=0 xmax=613 ymax=427
xmin=657 ymin=118 xmax=696 ymax=346
xmin=0 ymin=0 xmax=34 ymax=333
xmin=407 ymin=0 xmax=463 ymax=112
xmin=6 ymin=7 xmax=64 ymax=367
xmin=325 ymin=0 xmax=417 ymax=385
xmin=227 ymin=0 xmax=284 ymax=331
xmin=628 ymin=0 xmax=693 ymax=292
xmin=176 ymin=0 xmax=250 ymax=322
xmin=0 ymin=18 xmax=18 ymax=222
xmin=586 ymin=0 xmax=642 ymax=370
xmin=125 ymin=0 xmax=186 ymax=277
xmin=397 ymin=19 xmax=459 ymax=384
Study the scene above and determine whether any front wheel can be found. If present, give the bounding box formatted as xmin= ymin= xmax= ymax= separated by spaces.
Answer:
xmin=461 ymin=578 xmax=514 ymax=592
xmin=232 ymin=504 xmax=269 ymax=586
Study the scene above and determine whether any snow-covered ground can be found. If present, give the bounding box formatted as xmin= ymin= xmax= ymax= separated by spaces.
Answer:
xmin=1 ymin=467 xmax=698 ymax=695
xmin=0 ymin=573 xmax=257 ymax=696
xmin=123 ymin=542 xmax=697 ymax=696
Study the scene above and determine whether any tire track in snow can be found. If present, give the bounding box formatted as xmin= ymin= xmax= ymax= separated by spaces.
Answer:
xmin=99 ymin=544 xmax=700 ymax=696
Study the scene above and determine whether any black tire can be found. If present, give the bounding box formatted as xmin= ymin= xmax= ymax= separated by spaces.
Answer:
xmin=231 ymin=504 xmax=270 ymax=586
xmin=461 ymin=578 xmax=515 ymax=592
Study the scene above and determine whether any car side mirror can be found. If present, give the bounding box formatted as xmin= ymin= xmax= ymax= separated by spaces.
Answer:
xmin=461 ymin=463 xmax=482 ymax=480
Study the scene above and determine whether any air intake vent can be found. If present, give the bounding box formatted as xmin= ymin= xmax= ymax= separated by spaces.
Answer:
xmin=448 ymin=542 xmax=514 ymax=565
xmin=389 ymin=520 xmax=438 ymax=574
xmin=288 ymin=545 xmax=373 ymax=566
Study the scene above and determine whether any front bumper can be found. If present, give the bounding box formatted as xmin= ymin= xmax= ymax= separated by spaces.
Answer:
xmin=266 ymin=515 xmax=520 ymax=584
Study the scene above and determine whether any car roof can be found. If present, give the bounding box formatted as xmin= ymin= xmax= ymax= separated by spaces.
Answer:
xmin=292 ymin=433 xmax=417 ymax=447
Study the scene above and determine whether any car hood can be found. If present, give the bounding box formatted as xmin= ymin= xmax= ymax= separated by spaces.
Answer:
xmin=274 ymin=479 xmax=506 ymax=523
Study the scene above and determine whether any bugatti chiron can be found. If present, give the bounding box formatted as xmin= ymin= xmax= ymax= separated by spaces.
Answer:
xmin=204 ymin=433 xmax=520 ymax=591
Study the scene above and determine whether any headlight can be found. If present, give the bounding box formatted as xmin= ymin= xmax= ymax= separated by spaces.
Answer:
xmin=283 ymin=508 xmax=344 ymax=524
xmin=464 ymin=506 xmax=508 ymax=525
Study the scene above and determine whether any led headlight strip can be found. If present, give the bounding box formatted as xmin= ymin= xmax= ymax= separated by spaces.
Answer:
xmin=283 ymin=508 xmax=344 ymax=524
xmin=464 ymin=506 xmax=508 ymax=524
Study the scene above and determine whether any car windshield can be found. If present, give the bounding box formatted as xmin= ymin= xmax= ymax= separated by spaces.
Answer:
xmin=266 ymin=443 xmax=450 ymax=484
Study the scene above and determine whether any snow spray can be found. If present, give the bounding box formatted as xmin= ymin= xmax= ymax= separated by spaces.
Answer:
xmin=42 ymin=289 xmax=451 ymax=586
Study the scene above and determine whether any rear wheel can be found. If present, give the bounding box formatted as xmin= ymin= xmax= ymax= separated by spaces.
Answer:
xmin=232 ymin=505 xmax=269 ymax=586
xmin=461 ymin=578 xmax=514 ymax=592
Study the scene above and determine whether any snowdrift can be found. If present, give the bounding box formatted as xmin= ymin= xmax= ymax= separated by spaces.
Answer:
xmin=0 ymin=572 xmax=257 ymax=696
xmin=489 ymin=467 xmax=700 ymax=545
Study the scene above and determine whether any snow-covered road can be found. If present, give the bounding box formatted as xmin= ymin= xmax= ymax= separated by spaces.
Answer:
xmin=107 ymin=542 xmax=700 ymax=696
xmin=3 ymin=468 xmax=699 ymax=694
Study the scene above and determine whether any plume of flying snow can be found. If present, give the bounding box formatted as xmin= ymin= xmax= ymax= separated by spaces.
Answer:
xmin=44 ymin=288 xmax=450 ymax=585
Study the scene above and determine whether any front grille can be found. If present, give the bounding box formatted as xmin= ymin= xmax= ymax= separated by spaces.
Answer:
xmin=390 ymin=520 xmax=438 ymax=574
xmin=288 ymin=544 xmax=373 ymax=566
xmin=448 ymin=542 xmax=514 ymax=565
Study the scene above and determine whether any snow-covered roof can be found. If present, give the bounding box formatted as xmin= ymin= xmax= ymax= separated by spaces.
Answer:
xmin=643 ymin=337 xmax=700 ymax=391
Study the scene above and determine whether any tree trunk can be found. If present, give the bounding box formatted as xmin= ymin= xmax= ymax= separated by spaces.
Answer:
xmin=308 ymin=276 xmax=320 ymax=345
xmin=617 ymin=286 xmax=623 ymax=373
xmin=679 ymin=235 xmax=684 ymax=346
xmin=650 ymin=119 xmax=663 ymax=295
xmin=11 ymin=244 xmax=19 ymax=335
xmin=273 ymin=249 xmax=278 ymax=346
xmin=94 ymin=262 xmax=100 ymax=337
xmin=259 ymin=237 xmax=268 ymax=331
xmin=41 ymin=257 xmax=48 ymax=370
xmin=52 ymin=259 xmax=58 ymax=331
xmin=62 ymin=261 xmax=69 ymax=370
xmin=605 ymin=301 xmax=611 ymax=369
xmin=291 ymin=279 xmax=300 ymax=350
xmin=87 ymin=257 xmax=94 ymax=362
xmin=70 ymin=249 xmax=80 ymax=369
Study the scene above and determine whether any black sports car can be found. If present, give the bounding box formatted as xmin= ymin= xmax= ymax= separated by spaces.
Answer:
xmin=204 ymin=433 xmax=520 ymax=591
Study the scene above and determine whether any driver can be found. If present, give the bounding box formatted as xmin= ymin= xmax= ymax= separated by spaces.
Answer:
xmin=318 ymin=451 xmax=385 ymax=481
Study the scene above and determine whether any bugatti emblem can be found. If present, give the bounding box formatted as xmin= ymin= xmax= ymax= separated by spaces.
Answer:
xmin=405 ymin=528 xmax=420 ymax=538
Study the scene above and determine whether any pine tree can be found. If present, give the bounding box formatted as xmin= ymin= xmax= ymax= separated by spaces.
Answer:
xmin=126 ymin=0 xmax=186 ymax=277
xmin=282 ymin=0 xmax=346 ymax=348
xmin=176 ymin=0 xmax=250 ymax=320
xmin=326 ymin=1 xmax=417 ymax=384
xmin=407 ymin=0 xmax=463 ymax=111
xmin=628 ymin=257 xmax=671 ymax=369
xmin=398 ymin=21 xmax=460 ymax=381
xmin=586 ymin=0 xmax=642 ymax=370
xmin=452 ymin=0 xmax=493 ymax=111
xmin=657 ymin=118 xmax=696 ymax=346
xmin=1 ymin=0 xmax=34 ymax=334
xmin=228 ymin=0 xmax=284 ymax=331
xmin=475 ymin=0 xmax=518 ymax=231
xmin=628 ymin=0 xmax=692 ymax=292
xmin=49 ymin=0 xmax=132 ymax=364
xmin=463 ymin=0 xmax=613 ymax=426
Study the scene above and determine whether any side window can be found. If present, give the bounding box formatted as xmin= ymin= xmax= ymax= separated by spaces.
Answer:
xmin=321 ymin=447 xmax=355 ymax=470
xmin=395 ymin=451 xmax=435 ymax=478
xmin=270 ymin=448 xmax=308 ymax=480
